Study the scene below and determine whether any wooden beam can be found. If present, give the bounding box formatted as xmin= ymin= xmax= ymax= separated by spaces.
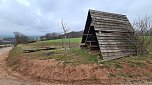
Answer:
xmin=83 ymin=34 xmax=93 ymax=36
xmin=88 ymin=45 xmax=99 ymax=48
xmin=86 ymin=41 xmax=97 ymax=42
xmin=85 ymin=22 xmax=93 ymax=44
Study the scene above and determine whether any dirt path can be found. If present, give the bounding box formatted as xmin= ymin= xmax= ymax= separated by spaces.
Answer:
xmin=0 ymin=47 xmax=47 ymax=85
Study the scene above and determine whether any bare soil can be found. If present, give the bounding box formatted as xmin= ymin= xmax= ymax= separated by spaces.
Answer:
xmin=17 ymin=58 xmax=110 ymax=84
xmin=16 ymin=57 xmax=152 ymax=85
xmin=0 ymin=47 xmax=50 ymax=85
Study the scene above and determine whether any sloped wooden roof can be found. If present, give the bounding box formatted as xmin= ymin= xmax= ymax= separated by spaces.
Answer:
xmin=81 ymin=9 xmax=137 ymax=61
xmin=90 ymin=10 xmax=134 ymax=32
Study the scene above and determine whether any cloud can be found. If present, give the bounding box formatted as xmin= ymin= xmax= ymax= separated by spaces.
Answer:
xmin=16 ymin=0 xmax=31 ymax=7
xmin=0 ymin=0 xmax=152 ymax=36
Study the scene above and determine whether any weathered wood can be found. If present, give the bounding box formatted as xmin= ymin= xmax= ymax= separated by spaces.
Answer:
xmin=97 ymin=35 xmax=135 ymax=40
xmin=102 ymin=51 xmax=136 ymax=56
xmin=91 ymin=12 xmax=128 ymax=21
xmin=24 ymin=47 xmax=57 ymax=53
xmin=99 ymin=44 xmax=136 ymax=48
xmin=98 ymin=41 xmax=133 ymax=45
xmin=102 ymin=52 xmax=137 ymax=60
xmin=83 ymin=34 xmax=93 ymax=35
xmin=94 ymin=22 xmax=129 ymax=27
xmin=95 ymin=26 xmax=126 ymax=29
xmin=96 ymin=32 xmax=133 ymax=36
xmin=97 ymin=36 xmax=127 ymax=40
xmin=100 ymin=46 xmax=136 ymax=50
xmin=95 ymin=28 xmax=129 ymax=32
xmin=99 ymin=46 xmax=136 ymax=50
xmin=87 ymin=41 xmax=98 ymax=42
xmin=98 ymin=39 xmax=131 ymax=42
xmin=96 ymin=33 xmax=121 ymax=36
xmin=100 ymin=49 xmax=136 ymax=53
xmin=87 ymin=45 xmax=99 ymax=48
xmin=81 ymin=9 xmax=137 ymax=61
xmin=92 ymin=18 xmax=130 ymax=24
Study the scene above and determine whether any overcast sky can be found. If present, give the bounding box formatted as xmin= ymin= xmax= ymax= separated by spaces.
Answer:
xmin=0 ymin=0 xmax=152 ymax=36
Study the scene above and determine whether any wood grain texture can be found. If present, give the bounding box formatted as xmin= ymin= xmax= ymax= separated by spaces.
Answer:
xmin=81 ymin=9 xmax=137 ymax=61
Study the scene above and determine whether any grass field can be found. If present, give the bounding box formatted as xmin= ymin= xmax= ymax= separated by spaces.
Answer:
xmin=7 ymin=36 xmax=152 ymax=80
xmin=46 ymin=37 xmax=82 ymax=43
xmin=7 ymin=37 xmax=100 ymax=66
xmin=26 ymin=37 xmax=82 ymax=49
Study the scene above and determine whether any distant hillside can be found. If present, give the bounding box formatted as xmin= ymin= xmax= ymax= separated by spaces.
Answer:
xmin=39 ymin=30 xmax=84 ymax=41
xmin=0 ymin=35 xmax=14 ymax=38
xmin=59 ymin=30 xmax=84 ymax=38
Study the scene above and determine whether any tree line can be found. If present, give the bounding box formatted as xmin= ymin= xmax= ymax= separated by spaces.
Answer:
xmin=40 ymin=31 xmax=83 ymax=41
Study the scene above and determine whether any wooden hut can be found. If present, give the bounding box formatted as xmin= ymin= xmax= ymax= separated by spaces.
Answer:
xmin=81 ymin=9 xmax=137 ymax=61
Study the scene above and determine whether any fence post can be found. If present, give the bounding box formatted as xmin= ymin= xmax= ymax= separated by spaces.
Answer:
xmin=68 ymin=36 xmax=70 ymax=48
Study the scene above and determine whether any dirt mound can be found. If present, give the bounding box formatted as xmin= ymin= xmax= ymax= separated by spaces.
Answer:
xmin=107 ymin=63 xmax=152 ymax=83
xmin=17 ymin=58 xmax=109 ymax=84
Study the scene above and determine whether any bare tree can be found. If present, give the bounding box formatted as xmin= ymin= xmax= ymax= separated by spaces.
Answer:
xmin=133 ymin=15 xmax=152 ymax=55
xmin=14 ymin=32 xmax=28 ymax=47
xmin=61 ymin=19 xmax=70 ymax=50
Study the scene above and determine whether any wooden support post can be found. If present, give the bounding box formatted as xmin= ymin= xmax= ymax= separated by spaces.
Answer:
xmin=85 ymin=23 xmax=92 ymax=44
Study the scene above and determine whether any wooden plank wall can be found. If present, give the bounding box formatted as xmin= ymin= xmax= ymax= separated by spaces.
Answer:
xmin=96 ymin=31 xmax=136 ymax=60
xmin=81 ymin=10 xmax=137 ymax=61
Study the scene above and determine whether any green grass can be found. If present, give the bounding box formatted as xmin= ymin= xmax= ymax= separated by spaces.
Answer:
xmin=7 ymin=46 xmax=98 ymax=66
xmin=7 ymin=45 xmax=23 ymax=67
xmin=45 ymin=37 xmax=81 ymax=43
xmin=127 ymin=60 xmax=146 ymax=68
xmin=117 ymin=73 xmax=129 ymax=78
xmin=109 ymin=73 xmax=116 ymax=78
xmin=101 ymin=55 xmax=152 ymax=68
xmin=114 ymin=63 xmax=123 ymax=69
xmin=23 ymin=48 xmax=98 ymax=65
xmin=27 ymin=37 xmax=82 ymax=48
xmin=7 ymin=37 xmax=99 ymax=66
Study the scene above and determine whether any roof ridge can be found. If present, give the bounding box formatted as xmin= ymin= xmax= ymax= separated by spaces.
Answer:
xmin=89 ymin=9 xmax=126 ymax=16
